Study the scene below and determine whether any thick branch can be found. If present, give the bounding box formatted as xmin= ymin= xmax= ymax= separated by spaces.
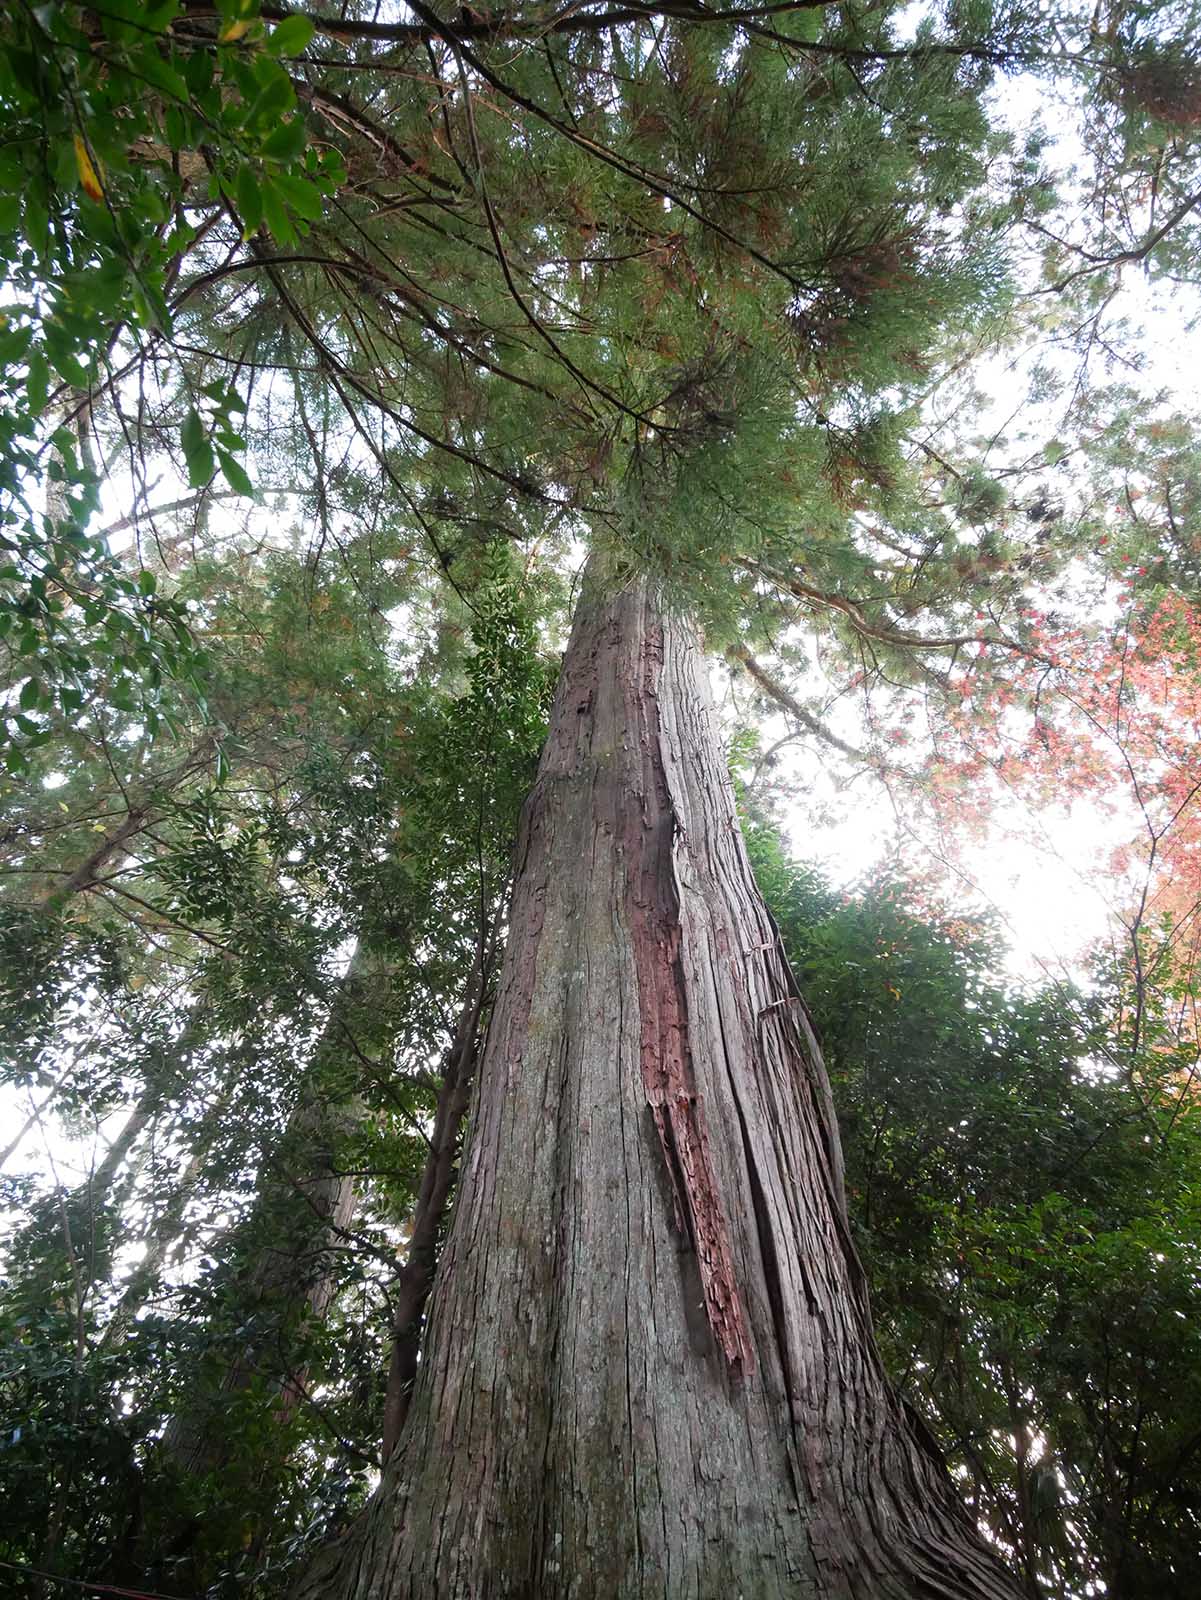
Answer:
xmin=1036 ymin=186 xmax=1201 ymax=294
xmin=231 ymin=0 xmax=842 ymax=48
xmin=729 ymin=646 xmax=869 ymax=763
xmin=743 ymin=560 xmax=1053 ymax=663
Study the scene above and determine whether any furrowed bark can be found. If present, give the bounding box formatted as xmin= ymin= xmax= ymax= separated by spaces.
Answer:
xmin=381 ymin=952 xmax=492 ymax=1461
xmin=296 ymin=568 xmax=1022 ymax=1599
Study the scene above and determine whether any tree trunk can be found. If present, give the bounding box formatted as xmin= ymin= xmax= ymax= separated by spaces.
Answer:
xmin=298 ymin=569 xmax=1021 ymax=1599
xmin=161 ymin=960 xmax=372 ymax=1480
xmin=381 ymin=948 xmax=492 ymax=1460
xmin=43 ymin=803 xmax=150 ymax=909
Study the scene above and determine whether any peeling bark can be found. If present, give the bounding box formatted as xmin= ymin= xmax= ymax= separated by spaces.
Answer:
xmin=296 ymin=570 xmax=1022 ymax=1599
xmin=627 ymin=620 xmax=755 ymax=1374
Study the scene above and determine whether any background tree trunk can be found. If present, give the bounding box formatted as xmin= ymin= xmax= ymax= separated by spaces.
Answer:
xmin=297 ymin=568 xmax=1022 ymax=1598
xmin=381 ymin=949 xmax=493 ymax=1461
xmin=161 ymin=956 xmax=375 ymax=1481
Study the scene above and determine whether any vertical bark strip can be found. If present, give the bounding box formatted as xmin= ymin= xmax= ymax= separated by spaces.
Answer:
xmin=296 ymin=571 xmax=1022 ymax=1600
xmin=627 ymin=619 xmax=754 ymax=1373
xmin=381 ymin=956 xmax=491 ymax=1461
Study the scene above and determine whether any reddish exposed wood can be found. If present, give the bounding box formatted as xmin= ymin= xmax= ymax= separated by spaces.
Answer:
xmin=626 ymin=622 xmax=754 ymax=1372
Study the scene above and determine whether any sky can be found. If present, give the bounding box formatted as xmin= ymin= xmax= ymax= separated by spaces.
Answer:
xmin=761 ymin=49 xmax=1201 ymax=982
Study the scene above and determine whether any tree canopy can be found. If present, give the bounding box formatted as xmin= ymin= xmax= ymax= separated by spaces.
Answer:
xmin=1 ymin=0 xmax=1200 ymax=1595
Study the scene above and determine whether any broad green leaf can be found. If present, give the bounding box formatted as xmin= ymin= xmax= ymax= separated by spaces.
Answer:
xmin=267 ymin=15 xmax=315 ymax=55
xmin=132 ymin=47 xmax=189 ymax=104
xmin=236 ymin=165 xmax=264 ymax=234
xmin=276 ymin=174 xmax=323 ymax=222
xmin=181 ymin=409 xmax=214 ymax=486
xmin=217 ymin=448 xmax=253 ymax=496
xmin=262 ymin=118 xmax=307 ymax=164
xmin=260 ymin=182 xmax=295 ymax=244
xmin=26 ymin=349 xmax=49 ymax=412
xmin=181 ymin=407 xmax=205 ymax=459
xmin=245 ymin=69 xmax=295 ymax=128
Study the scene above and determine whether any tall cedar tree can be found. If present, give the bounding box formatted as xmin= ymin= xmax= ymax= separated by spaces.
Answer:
xmin=4 ymin=0 xmax=1201 ymax=1595
xmin=294 ymin=562 xmax=1022 ymax=1595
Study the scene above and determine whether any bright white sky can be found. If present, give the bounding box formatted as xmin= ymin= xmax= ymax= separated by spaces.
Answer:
xmin=769 ymin=50 xmax=1201 ymax=983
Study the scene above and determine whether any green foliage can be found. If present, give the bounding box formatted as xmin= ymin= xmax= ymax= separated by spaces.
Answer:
xmin=0 ymin=539 xmax=554 ymax=1597
xmin=740 ymin=803 xmax=1201 ymax=1599
xmin=0 ymin=0 xmax=344 ymax=770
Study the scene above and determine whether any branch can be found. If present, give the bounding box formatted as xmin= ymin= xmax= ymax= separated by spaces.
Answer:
xmin=236 ymin=0 xmax=843 ymax=48
xmin=729 ymin=646 xmax=870 ymax=763
xmin=1037 ymin=186 xmax=1201 ymax=294
xmin=241 ymin=235 xmax=561 ymax=504
xmin=450 ymin=43 xmax=652 ymax=429
xmin=742 ymin=560 xmax=1054 ymax=664
xmin=402 ymin=0 xmax=804 ymax=290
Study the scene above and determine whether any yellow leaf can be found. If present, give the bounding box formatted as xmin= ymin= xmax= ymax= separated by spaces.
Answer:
xmin=74 ymin=134 xmax=104 ymax=203
xmin=220 ymin=16 xmax=253 ymax=40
